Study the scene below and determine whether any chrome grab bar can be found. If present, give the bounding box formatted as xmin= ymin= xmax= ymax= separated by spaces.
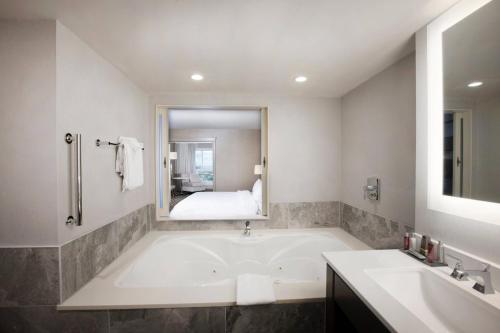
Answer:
xmin=65 ymin=133 xmax=82 ymax=226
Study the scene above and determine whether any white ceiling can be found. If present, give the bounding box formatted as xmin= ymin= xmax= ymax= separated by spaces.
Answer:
xmin=0 ymin=0 xmax=458 ymax=97
xmin=169 ymin=109 xmax=261 ymax=129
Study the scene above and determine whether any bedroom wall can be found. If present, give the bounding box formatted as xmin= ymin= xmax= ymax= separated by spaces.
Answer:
xmin=170 ymin=128 xmax=261 ymax=191
xmin=151 ymin=94 xmax=342 ymax=204
xmin=56 ymin=22 xmax=151 ymax=245
xmin=0 ymin=20 xmax=58 ymax=246
xmin=339 ymin=53 xmax=416 ymax=248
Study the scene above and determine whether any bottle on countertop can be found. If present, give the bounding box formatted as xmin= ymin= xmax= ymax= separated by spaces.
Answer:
xmin=409 ymin=233 xmax=417 ymax=251
xmin=437 ymin=241 xmax=444 ymax=263
xmin=427 ymin=242 xmax=435 ymax=263
xmin=420 ymin=235 xmax=429 ymax=256
xmin=404 ymin=232 xmax=410 ymax=250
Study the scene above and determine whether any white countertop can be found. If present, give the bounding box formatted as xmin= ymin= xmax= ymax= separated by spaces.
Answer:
xmin=58 ymin=228 xmax=369 ymax=310
xmin=322 ymin=250 xmax=500 ymax=333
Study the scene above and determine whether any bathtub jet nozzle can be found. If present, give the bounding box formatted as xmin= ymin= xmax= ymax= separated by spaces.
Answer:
xmin=243 ymin=221 xmax=251 ymax=236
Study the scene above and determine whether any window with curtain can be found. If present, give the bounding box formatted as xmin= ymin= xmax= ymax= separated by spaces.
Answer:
xmin=195 ymin=149 xmax=213 ymax=171
xmin=195 ymin=148 xmax=213 ymax=182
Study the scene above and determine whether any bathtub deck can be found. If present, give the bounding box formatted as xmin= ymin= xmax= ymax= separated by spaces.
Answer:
xmin=58 ymin=228 xmax=370 ymax=310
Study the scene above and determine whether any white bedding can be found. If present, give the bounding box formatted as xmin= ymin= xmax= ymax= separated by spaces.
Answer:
xmin=169 ymin=190 xmax=260 ymax=219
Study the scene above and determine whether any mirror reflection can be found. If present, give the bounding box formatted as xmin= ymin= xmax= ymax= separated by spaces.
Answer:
xmin=442 ymin=0 xmax=500 ymax=203
xmin=167 ymin=109 xmax=266 ymax=219
xmin=170 ymin=141 xmax=215 ymax=195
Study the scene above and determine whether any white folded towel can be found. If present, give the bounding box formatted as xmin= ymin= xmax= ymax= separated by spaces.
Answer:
xmin=236 ymin=274 xmax=276 ymax=305
xmin=115 ymin=137 xmax=144 ymax=191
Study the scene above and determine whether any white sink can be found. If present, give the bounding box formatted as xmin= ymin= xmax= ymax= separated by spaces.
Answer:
xmin=365 ymin=267 xmax=500 ymax=333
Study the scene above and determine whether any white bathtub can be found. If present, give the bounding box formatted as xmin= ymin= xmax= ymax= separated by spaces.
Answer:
xmin=59 ymin=229 xmax=370 ymax=310
xmin=117 ymin=232 xmax=362 ymax=289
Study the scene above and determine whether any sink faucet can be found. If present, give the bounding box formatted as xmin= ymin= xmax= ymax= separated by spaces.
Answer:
xmin=464 ymin=264 xmax=495 ymax=295
xmin=450 ymin=259 xmax=495 ymax=295
xmin=450 ymin=258 xmax=467 ymax=280
xmin=243 ymin=221 xmax=251 ymax=236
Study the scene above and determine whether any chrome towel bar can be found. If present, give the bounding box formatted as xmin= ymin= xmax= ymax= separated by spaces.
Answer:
xmin=65 ymin=133 xmax=82 ymax=226
xmin=96 ymin=138 xmax=144 ymax=150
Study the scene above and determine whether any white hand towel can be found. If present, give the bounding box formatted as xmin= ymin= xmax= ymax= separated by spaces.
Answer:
xmin=236 ymin=274 xmax=276 ymax=305
xmin=116 ymin=137 xmax=144 ymax=191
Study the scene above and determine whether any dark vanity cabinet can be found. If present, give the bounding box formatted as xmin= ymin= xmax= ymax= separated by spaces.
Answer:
xmin=326 ymin=264 xmax=391 ymax=333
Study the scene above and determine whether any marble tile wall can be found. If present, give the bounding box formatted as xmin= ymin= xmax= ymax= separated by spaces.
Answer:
xmin=0 ymin=306 xmax=109 ymax=333
xmin=109 ymin=307 xmax=225 ymax=333
xmin=226 ymin=302 xmax=324 ymax=333
xmin=0 ymin=247 xmax=60 ymax=306
xmin=0 ymin=204 xmax=152 ymax=332
xmin=0 ymin=301 xmax=325 ymax=333
xmin=0 ymin=200 xmax=407 ymax=332
xmin=0 ymin=247 xmax=107 ymax=332
xmin=340 ymin=202 xmax=414 ymax=249
xmin=153 ymin=201 xmax=340 ymax=231
xmin=61 ymin=204 xmax=150 ymax=301
xmin=0 ymin=204 xmax=151 ymax=331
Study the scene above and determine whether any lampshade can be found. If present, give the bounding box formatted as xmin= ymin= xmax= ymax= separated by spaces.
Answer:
xmin=254 ymin=164 xmax=263 ymax=175
xmin=169 ymin=152 xmax=178 ymax=160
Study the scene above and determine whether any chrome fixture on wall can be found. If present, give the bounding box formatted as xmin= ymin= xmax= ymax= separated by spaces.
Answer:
xmin=65 ymin=133 xmax=82 ymax=226
xmin=364 ymin=177 xmax=380 ymax=201
xmin=96 ymin=138 xmax=144 ymax=150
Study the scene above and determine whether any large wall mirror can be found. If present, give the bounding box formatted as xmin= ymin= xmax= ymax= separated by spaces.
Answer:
xmin=155 ymin=107 xmax=269 ymax=220
xmin=423 ymin=0 xmax=500 ymax=224
xmin=442 ymin=0 xmax=500 ymax=203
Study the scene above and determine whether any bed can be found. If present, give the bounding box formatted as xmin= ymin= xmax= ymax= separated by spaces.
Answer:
xmin=169 ymin=190 xmax=261 ymax=219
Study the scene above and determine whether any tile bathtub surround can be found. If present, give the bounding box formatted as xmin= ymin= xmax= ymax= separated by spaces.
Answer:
xmin=0 ymin=301 xmax=325 ymax=333
xmin=340 ymin=203 xmax=414 ymax=249
xmin=61 ymin=222 xmax=119 ymax=302
xmin=108 ymin=301 xmax=325 ymax=333
xmin=285 ymin=201 xmax=340 ymax=228
xmin=109 ymin=307 xmax=225 ymax=333
xmin=0 ymin=306 xmax=109 ymax=333
xmin=61 ymin=204 xmax=151 ymax=301
xmin=153 ymin=201 xmax=340 ymax=231
xmin=0 ymin=247 xmax=60 ymax=306
xmin=226 ymin=302 xmax=325 ymax=333
xmin=118 ymin=205 xmax=150 ymax=253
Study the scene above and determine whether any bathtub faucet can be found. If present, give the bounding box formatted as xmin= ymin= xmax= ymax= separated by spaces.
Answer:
xmin=243 ymin=221 xmax=251 ymax=236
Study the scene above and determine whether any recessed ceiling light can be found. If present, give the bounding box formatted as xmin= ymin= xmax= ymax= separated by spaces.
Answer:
xmin=467 ymin=81 xmax=483 ymax=88
xmin=295 ymin=76 xmax=307 ymax=83
xmin=191 ymin=74 xmax=203 ymax=81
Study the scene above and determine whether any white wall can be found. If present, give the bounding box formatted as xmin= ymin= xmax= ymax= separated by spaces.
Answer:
xmin=416 ymin=27 xmax=500 ymax=265
xmin=341 ymin=54 xmax=416 ymax=226
xmin=471 ymin=96 xmax=500 ymax=203
xmin=151 ymin=94 xmax=342 ymax=203
xmin=0 ymin=20 xmax=58 ymax=246
xmin=170 ymin=128 xmax=260 ymax=191
xmin=56 ymin=22 xmax=150 ymax=244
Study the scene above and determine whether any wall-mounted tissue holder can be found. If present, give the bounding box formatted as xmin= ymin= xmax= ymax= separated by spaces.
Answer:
xmin=364 ymin=177 xmax=380 ymax=201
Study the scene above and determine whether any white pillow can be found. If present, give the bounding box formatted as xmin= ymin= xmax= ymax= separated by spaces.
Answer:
xmin=252 ymin=179 xmax=262 ymax=213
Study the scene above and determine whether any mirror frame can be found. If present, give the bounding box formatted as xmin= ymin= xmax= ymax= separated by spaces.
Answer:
xmin=423 ymin=0 xmax=500 ymax=224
